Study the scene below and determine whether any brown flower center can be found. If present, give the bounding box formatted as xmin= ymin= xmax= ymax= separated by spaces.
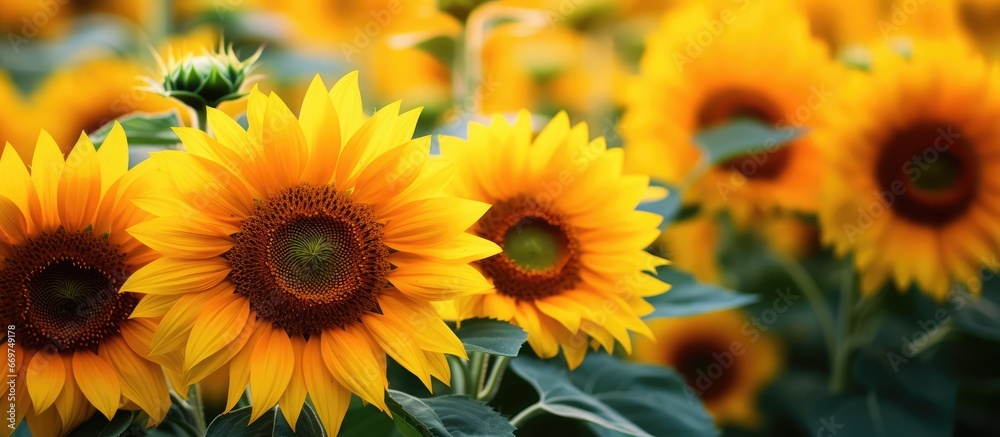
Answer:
xmin=697 ymin=87 xmax=792 ymax=180
xmin=226 ymin=184 xmax=389 ymax=335
xmin=0 ymin=228 xmax=136 ymax=352
xmin=476 ymin=196 xmax=580 ymax=302
xmin=876 ymin=122 xmax=979 ymax=227
xmin=670 ymin=337 xmax=739 ymax=403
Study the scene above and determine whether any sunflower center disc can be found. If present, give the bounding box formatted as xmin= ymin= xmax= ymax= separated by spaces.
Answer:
xmin=227 ymin=184 xmax=389 ymax=335
xmin=671 ymin=339 xmax=739 ymax=403
xmin=697 ymin=87 xmax=792 ymax=180
xmin=0 ymin=228 xmax=136 ymax=352
xmin=477 ymin=196 xmax=580 ymax=302
xmin=876 ymin=122 xmax=979 ymax=227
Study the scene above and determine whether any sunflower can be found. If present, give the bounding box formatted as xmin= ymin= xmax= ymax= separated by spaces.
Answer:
xmin=0 ymin=72 xmax=39 ymax=163
xmin=31 ymin=59 xmax=184 ymax=157
xmin=657 ymin=216 xmax=723 ymax=284
xmin=621 ymin=3 xmax=837 ymax=224
xmin=818 ymin=39 xmax=1000 ymax=298
xmin=632 ymin=310 xmax=781 ymax=427
xmin=1 ymin=125 xmax=170 ymax=437
xmin=122 ymin=72 xmax=499 ymax=433
xmin=954 ymin=0 xmax=1000 ymax=57
xmin=438 ymin=111 xmax=670 ymax=369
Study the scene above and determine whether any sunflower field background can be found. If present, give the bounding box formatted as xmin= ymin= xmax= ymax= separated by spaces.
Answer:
xmin=2 ymin=0 xmax=1000 ymax=436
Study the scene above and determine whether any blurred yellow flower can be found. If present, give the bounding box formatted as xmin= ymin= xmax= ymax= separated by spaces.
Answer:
xmin=633 ymin=310 xmax=781 ymax=427
xmin=1 ymin=125 xmax=169 ymax=437
xmin=122 ymin=73 xmax=499 ymax=434
xmin=658 ymin=217 xmax=723 ymax=284
xmin=439 ymin=111 xmax=670 ymax=369
xmin=817 ymin=39 xmax=1000 ymax=297
xmin=954 ymin=0 xmax=1000 ymax=56
xmin=622 ymin=3 xmax=837 ymax=223
xmin=0 ymin=72 xmax=38 ymax=163
xmin=32 ymin=59 xmax=184 ymax=156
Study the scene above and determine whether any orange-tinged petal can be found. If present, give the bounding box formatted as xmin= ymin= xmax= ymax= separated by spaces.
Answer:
xmin=57 ymin=133 xmax=101 ymax=230
xmin=278 ymin=336 xmax=308 ymax=430
xmin=72 ymin=351 xmax=121 ymax=419
xmin=185 ymin=292 xmax=251 ymax=369
xmin=129 ymin=217 xmax=235 ymax=259
xmin=248 ymin=327 xmax=294 ymax=423
xmin=149 ymin=285 xmax=233 ymax=356
xmin=227 ymin=320 xmax=268 ymax=412
xmin=320 ymin=327 xmax=387 ymax=411
xmin=353 ymin=137 xmax=429 ymax=205
xmin=382 ymin=197 xmax=491 ymax=250
xmin=150 ymin=150 xmax=254 ymax=225
xmin=121 ymin=257 xmax=231 ymax=295
xmin=0 ymin=196 xmax=28 ymax=245
xmin=100 ymin=335 xmax=170 ymax=423
xmin=302 ymin=338 xmax=352 ymax=436
xmin=0 ymin=143 xmax=32 ymax=218
xmin=54 ymin=356 xmax=93 ymax=431
xmin=27 ymin=351 xmax=65 ymax=413
xmin=363 ymin=314 xmax=432 ymax=390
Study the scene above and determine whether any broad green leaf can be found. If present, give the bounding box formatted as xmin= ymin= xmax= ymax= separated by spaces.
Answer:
xmin=387 ymin=390 xmax=516 ymax=437
xmin=65 ymin=410 xmax=135 ymax=437
xmin=453 ymin=319 xmax=528 ymax=357
xmin=810 ymin=349 xmax=955 ymax=437
xmin=693 ymin=119 xmax=806 ymax=167
xmin=644 ymin=266 xmax=757 ymax=319
xmin=340 ymin=398 xmax=399 ymax=437
xmin=206 ymin=404 xmax=325 ymax=436
xmin=89 ymin=111 xmax=183 ymax=148
xmin=510 ymin=355 xmax=716 ymax=437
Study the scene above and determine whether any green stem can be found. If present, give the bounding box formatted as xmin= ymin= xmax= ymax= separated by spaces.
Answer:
xmin=771 ymin=251 xmax=837 ymax=360
xmin=830 ymin=263 xmax=857 ymax=392
xmin=467 ymin=351 xmax=488 ymax=395
xmin=477 ymin=356 xmax=512 ymax=402
xmin=193 ymin=105 xmax=209 ymax=133
xmin=909 ymin=324 xmax=953 ymax=357
xmin=188 ymin=384 xmax=208 ymax=433
xmin=448 ymin=355 xmax=469 ymax=396
xmin=509 ymin=402 xmax=545 ymax=428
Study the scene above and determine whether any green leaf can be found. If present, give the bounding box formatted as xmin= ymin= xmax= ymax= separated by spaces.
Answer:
xmin=693 ymin=119 xmax=806 ymax=167
xmin=810 ymin=349 xmax=955 ymax=437
xmin=206 ymin=404 xmax=325 ymax=436
xmin=387 ymin=390 xmax=516 ymax=437
xmin=509 ymin=355 xmax=717 ymax=437
xmin=414 ymin=35 xmax=456 ymax=66
xmin=453 ymin=318 xmax=528 ymax=357
xmin=339 ymin=399 xmax=399 ymax=437
xmin=950 ymin=278 xmax=1000 ymax=341
xmin=65 ymin=410 xmax=135 ymax=437
xmin=89 ymin=111 xmax=183 ymax=148
xmin=644 ymin=266 xmax=757 ymax=319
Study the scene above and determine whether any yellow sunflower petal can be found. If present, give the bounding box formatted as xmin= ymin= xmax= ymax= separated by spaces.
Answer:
xmin=100 ymin=335 xmax=170 ymax=423
xmin=299 ymin=75 xmax=341 ymax=186
xmin=128 ymin=217 xmax=235 ymax=259
xmin=320 ymin=327 xmax=388 ymax=411
xmin=302 ymin=338 xmax=352 ymax=436
xmin=72 ymin=351 xmax=121 ymax=420
xmin=95 ymin=122 xmax=128 ymax=195
xmin=121 ymin=257 xmax=231 ymax=295
xmin=248 ymin=327 xmax=294 ymax=423
xmin=388 ymin=260 xmax=494 ymax=301
xmin=27 ymin=351 xmax=65 ymax=413
xmin=57 ymin=133 xmax=102 ymax=230
xmin=0 ymin=195 xmax=28 ymax=245
xmin=0 ymin=143 xmax=32 ymax=217
xmin=185 ymin=293 xmax=251 ymax=369
xmin=328 ymin=70 xmax=364 ymax=142
xmin=382 ymin=198 xmax=491 ymax=251
xmin=54 ymin=356 xmax=93 ymax=431
xmin=28 ymin=130 xmax=65 ymax=230
xmin=278 ymin=336 xmax=309 ymax=430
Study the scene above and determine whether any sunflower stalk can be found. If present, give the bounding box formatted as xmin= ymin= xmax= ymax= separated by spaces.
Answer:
xmin=477 ymin=355 xmax=512 ymax=402
xmin=771 ymin=251 xmax=837 ymax=360
xmin=187 ymin=384 xmax=208 ymax=434
xmin=830 ymin=261 xmax=858 ymax=393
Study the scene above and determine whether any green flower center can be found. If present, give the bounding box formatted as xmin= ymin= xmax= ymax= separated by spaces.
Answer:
xmin=502 ymin=221 xmax=566 ymax=272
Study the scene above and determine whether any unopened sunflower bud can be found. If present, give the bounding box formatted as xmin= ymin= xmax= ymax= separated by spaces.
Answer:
xmin=146 ymin=43 xmax=263 ymax=110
